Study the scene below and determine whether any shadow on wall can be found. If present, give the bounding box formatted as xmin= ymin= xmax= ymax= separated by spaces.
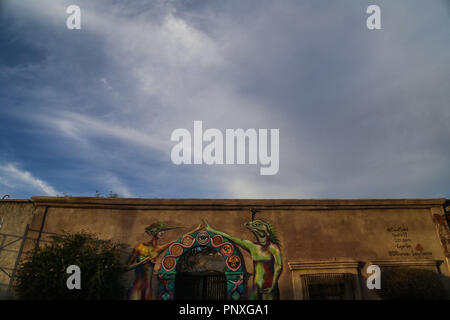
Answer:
xmin=378 ymin=268 xmax=449 ymax=300
xmin=0 ymin=201 xmax=34 ymax=299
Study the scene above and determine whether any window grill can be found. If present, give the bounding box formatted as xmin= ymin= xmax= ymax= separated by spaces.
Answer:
xmin=302 ymin=273 xmax=356 ymax=300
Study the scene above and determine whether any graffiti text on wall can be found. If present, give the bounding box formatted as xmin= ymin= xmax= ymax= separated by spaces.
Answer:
xmin=387 ymin=226 xmax=432 ymax=257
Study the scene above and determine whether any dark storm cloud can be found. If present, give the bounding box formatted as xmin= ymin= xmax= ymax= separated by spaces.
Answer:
xmin=0 ymin=0 xmax=449 ymax=198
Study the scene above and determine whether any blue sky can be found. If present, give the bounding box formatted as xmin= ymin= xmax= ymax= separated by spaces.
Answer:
xmin=0 ymin=0 xmax=449 ymax=199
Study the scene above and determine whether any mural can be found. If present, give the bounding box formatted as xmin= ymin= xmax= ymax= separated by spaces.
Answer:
xmin=157 ymin=229 xmax=246 ymax=300
xmin=204 ymin=211 xmax=283 ymax=300
xmin=125 ymin=221 xmax=202 ymax=300
xmin=127 ymin=211 xmax=282 ymax=300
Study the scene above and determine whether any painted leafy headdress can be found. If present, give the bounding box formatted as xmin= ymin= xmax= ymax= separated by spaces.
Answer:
xmin=145 ymin=221 xmax=179 ymax=236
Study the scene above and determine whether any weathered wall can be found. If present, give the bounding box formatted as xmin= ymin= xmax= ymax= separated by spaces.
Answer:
xmin=25 ymin=197 xmax=450 ymax=299
xmin=0 ymin=200 xmax=34 ymax=299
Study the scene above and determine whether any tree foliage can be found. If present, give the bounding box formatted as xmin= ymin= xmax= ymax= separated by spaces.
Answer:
xmin=15 ymin=231 xmax=127 ymax=300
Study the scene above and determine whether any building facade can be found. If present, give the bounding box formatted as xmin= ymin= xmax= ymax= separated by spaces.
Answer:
xmin=2 ymin=197 xmax=450 ymax=299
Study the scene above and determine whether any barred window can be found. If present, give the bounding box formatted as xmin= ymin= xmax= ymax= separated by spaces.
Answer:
xmin=302 ymin=273 xmax=356 ymax=300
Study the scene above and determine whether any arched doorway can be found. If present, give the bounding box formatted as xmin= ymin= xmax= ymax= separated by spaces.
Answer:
xmin=175 ymin=247 xmax=227 ymax=300
xmin=157 ymin=231 xmax=246 ymax=300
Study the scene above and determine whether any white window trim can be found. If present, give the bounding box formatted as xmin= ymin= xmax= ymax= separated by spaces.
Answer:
xmin=365 ymin=259 xmax=443 ymax=270
xmin=288 ymin=259 xmax=362 ymax=300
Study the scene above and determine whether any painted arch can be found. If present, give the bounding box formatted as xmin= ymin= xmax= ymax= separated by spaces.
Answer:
xmin=157 ymin=231 xmax=246 ymax=300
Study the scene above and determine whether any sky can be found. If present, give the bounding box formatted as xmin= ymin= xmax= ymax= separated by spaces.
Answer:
xmin=0 ymin=0 xmax=449 ymax=199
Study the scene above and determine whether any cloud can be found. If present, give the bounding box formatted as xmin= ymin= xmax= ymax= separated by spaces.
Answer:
xmin=45 ymin=112 xmax=169 ymax=154
xmin=1 ymin=0 xmax=449 ymax=199
xmin=101 ymin=173 xmax=134 ymax=198
xmin=0 ymin=164 xmax=59 ymax=197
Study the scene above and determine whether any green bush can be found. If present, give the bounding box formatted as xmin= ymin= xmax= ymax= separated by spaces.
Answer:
xmin=15 ymin=231 xmax=127 ymax=300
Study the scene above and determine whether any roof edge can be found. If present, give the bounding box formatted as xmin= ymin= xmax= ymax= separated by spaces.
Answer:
xmin=30 ymin=196 xmax=447 ymax=209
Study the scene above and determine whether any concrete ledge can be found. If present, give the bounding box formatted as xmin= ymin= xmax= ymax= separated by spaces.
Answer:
xmin=30 ymin=197 xmax=446 ymax=211
xmin=288 ymin=260 xmax=361 ymax=271
xmin=367 ymin=259 xmax=443 ymax=268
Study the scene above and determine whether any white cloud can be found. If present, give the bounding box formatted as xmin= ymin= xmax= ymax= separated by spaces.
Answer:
xmin=45 ymin=112 xmax=169 ymax=154
xmin=3 ymin=0 xmax=450 ymax=198
xmin=226 ymin=177 xmax=306 ymax=199
xmin=0 ymin=164 xmax=59 ymax=196
xmin=102 ymin=173 xmax=134 ymax=198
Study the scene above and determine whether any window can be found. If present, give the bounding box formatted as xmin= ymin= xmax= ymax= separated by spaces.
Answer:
xmin=302 ymin=273 xmax=356 ymax=300
xmin=288 ymin=259 xmax=362 ymax=300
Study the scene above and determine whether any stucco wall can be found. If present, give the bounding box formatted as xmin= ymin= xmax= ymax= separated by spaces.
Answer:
xmin=0 ymin=200 xmax=34 ymax=299
xmin=25 ymin=197 xmax=450 ymax=299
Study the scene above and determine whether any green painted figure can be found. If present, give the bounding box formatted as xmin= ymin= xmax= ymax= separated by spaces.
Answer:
xmin=204 ymin=216 xmax=283 ymax=300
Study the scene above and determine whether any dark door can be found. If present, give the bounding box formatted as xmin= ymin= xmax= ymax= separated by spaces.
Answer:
xmin=175 ymin=272 xmax=227 ymax=300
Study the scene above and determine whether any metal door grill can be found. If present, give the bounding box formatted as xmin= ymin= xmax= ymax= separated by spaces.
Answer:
xmin=302 ymin=273 xmax=355 ymax=300
xmin=175 ymin=273 xmax=227 ymax=300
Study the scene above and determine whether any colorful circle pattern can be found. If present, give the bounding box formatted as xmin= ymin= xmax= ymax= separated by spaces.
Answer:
xmin=169 ymin=243 xmax=184 ymax=257
xmin=162 ymin=256 xmax=176 ymax=271
xmin=181 ymin=235 xmax=194 ymax=247
xmin=160 ymin=231 xmax=242 ymax=272
xmin=196 ymin=231 xmax=210 ymax=245
xmin=220 ymin=243 xmax=234 ymax=256
xmin=226 ymin=255 xmax=241 ymax=271
xmin=159 ymin=231 xmax=244 ymax=300
xmin=212 ymin=235 xmax=223 ymax=247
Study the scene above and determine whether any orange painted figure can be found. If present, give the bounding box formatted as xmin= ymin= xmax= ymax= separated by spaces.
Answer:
xmin=125 ymin=222 xmax=202 ymax=300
